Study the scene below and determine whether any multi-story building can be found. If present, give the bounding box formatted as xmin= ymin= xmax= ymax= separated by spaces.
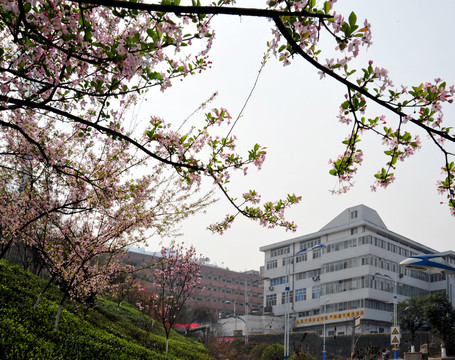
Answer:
xmin=126 ymin=250 xmax=264 ymax=320
xmin=260 ymin=204 xmax=455 ymax=336
xmin=189 ymin=265 xmax=264 ymax=319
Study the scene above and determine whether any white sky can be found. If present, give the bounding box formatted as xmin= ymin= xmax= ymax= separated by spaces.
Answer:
xmin=140 ymin=0 xmax=455 ymax=272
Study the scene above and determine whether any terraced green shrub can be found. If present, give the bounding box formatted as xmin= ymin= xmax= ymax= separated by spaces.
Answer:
xmin=0 ymin=260 xmax=210 ymax=360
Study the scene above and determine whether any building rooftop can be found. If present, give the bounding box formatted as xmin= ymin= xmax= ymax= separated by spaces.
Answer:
xmin=259 ymin=204 xmax=440 ymax=255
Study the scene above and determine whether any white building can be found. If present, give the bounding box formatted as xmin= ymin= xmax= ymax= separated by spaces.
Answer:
xmin=215 ymin=314 xmax=285 ymax=337
xmin=260 ymin=204 xmax=455 ymax=336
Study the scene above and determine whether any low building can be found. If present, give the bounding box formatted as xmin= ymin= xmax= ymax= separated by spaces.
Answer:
xmin=215 ymin=314 xmax=285 ymax=337
xmin=260 ymin=204 xmax=455 ymax=336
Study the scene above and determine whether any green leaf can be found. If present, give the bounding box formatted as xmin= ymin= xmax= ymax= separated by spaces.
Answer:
xmin=23 ymin=2 xmax=32 ymax=13
xmin=348 ymin=12 xmax=357 ymax=27
xmin=278 ymin=45 xmax=287 ymax=53
xmin=324 ymin=1 xmax=330 ymax=14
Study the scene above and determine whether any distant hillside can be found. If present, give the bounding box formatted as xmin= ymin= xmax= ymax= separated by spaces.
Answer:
xmin=0 ymin=259 xmax=210 ymax=360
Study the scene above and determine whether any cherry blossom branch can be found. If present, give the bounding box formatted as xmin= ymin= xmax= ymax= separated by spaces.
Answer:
xmin=271 ymin=15 xmax=455 ymax=144
xmin=0 ymin=197 xmax=88 ymax=259
xmin=0 ymin=95 xmax=203 ymax=172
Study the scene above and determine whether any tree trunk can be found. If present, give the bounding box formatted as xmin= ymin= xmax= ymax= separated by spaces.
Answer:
xmin=441 ymin=343 xmax=447 ymax=358
xmin=165 ymin=337 xmax=169 ymax=354
xmin=54 ymin=290 xmax=69 ymax=329
xmin=350 ymin=317 xmax=356 ymax=359
xmin=0 ymin=237 xmax=14 ymax=259
xmin=34 ymin=275 xmax=55 ymax=309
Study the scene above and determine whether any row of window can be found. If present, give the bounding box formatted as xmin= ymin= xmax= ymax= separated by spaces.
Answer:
xmin=267 ymin=274 xmax=431 ymax=307
xmin=359 ymin=235 xmax=419 ymax=258
xmin=266 ymin=285 xmax=322 ymax=307
xmin=201 ymin=275 xmax=248 ymax=285
xmin=296 ymin=268 xmax=321 ymax=281
xmin=270 ymin=246 xmax=290 ymax=258
xmin=299 ymin=238 xmax=321 ymax=251
xmin=269 ymin=232 xmax=429 ymax=263
xmin=270 ymin=276 xmax=288 ymax=286
xmin=322 ymin=253 xmax=446 ymax=283
xmin=311 ymin=298 xmax=393 ymax=316
xmin=189 ymin=296 xmax=260 ymax=307
xmin=267 ymin=250 xmax=321 ymax=269
xmin=322 ymin=275 xmax=429 ymax=298
xmin=270 ymin=268 xmax=321 ymax=286
xmin=269 ymin=237 xmax=323 ymax=259
xmin=326 ymin=238 xmax=357 ymax=253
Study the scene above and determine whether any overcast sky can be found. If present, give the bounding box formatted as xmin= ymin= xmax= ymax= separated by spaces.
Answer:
xmin=139 ymin=0 xmax=455 ymax=272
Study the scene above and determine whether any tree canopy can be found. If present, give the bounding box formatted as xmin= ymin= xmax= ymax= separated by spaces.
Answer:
xmin=1 ymin=0 xmax=455 ymax=320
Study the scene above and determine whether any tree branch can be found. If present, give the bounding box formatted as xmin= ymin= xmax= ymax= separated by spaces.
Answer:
xmin=80 ymin=0 xmax=332 ymax=20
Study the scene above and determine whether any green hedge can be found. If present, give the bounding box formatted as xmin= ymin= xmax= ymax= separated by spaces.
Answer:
xmin=0 ymin=259 xmax=209 ymax=360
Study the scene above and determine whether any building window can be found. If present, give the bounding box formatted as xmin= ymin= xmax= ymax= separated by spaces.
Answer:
xmin=312 ymin=285 xmax=320 ymax=299
xmin=266 ymin=294 xmax=277 ymax=307
xmin=351 ymin=228 xmax=358 ymax=235
xmin=300 ymin=238 xmax=321 ymax=250
xmin=296 ymin=269 xmax=321 ymax=280
xmin=313 ymin=250 xmax=321 ymax=259
xmin=267 ymin=260 xmax=278 ymax=269
xmin=295 ymin=288 xmax=306 ymax=302
xmin=351 ymin=210 xmax=358 ymax=219
xmin=296 ymin=253 xmax=307 ymax=263
xmin=281 ymin=290 xmax=293 ymax=304
xmin=270 ymin=246 xmax=290 ymax=258
xmin=270 ymin=276 xmax=287 ymax=286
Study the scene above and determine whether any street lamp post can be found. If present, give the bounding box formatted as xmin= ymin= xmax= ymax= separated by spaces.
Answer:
xmin=323 ymin=299 xmax=329 ymax=360
xmin=245 ymin=278 xmax=268 ymax=344
xmin=225 ymin=300 xmax=236 ymax=335
xmin=373 ymin=272 xmax=398 ymax=359
xmin=283 ymin=244 xmax=325 ymax=360
xmin=403 ymin=306 xmax=416 ymax=353
xmin=245 ymin=281 xmax=248 ymax=343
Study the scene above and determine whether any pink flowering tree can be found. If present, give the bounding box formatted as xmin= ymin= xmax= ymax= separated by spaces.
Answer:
xmin=0 ymin=100 xmax=215 ymax=328
xmin=0 ymin=0 xmax=301 ymax=239
xmin=137 ymin=242 xmax=204 ymax=354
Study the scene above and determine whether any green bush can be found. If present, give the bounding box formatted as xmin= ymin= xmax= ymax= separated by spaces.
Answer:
xmin=290 ymin=351 xmax=317 ymax=360
xmin=261 ymin=344 xmax=285 ymax=360
xmin=249 ymin=343 xmax=268 ymax=360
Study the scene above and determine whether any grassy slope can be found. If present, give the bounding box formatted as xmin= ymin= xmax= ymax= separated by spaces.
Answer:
xmin=0 ymin=259 xmax=210 ymax=360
